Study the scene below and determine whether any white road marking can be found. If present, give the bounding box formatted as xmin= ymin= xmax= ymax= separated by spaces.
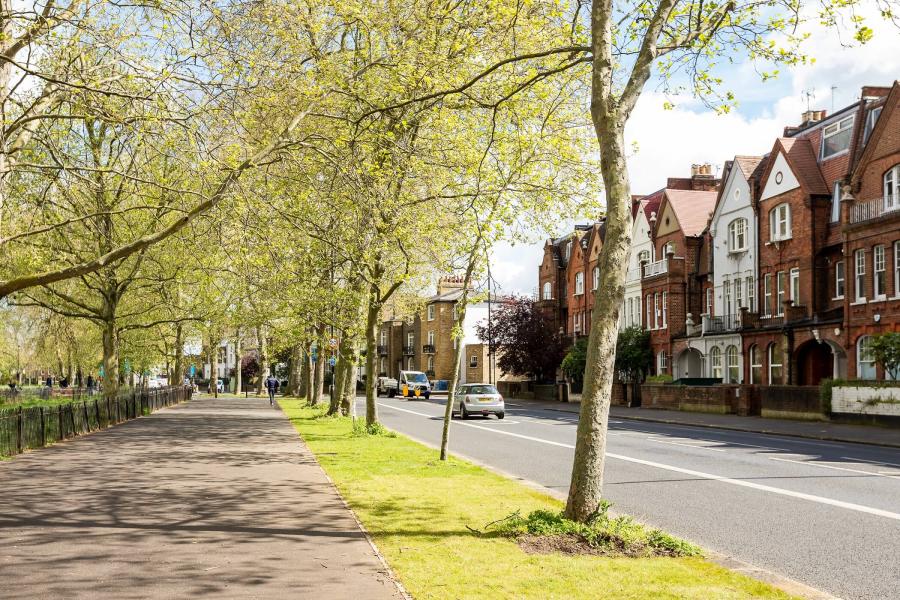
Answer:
xmin=377 ymin=400 xmax=900 ymax=522
xmin=649 ymin=439 xmax=726 ymax=452
xmin=768 ymin=456 xmax=900 ymax=480
xmin=841 ymin=457 xmax=900 ymax=469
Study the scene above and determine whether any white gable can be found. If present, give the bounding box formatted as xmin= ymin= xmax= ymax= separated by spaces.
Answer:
xmin=761 ymin=152 xmax=799 ymax=200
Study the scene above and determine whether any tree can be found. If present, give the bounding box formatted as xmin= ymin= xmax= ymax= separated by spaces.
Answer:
xmin=869 ymin=333 xmax=900 ymax=380
xmin=476 ymin=297 xmax=566 ymax=383
xmin=614 ymin=326 xmax=653 ymax=384
xmin=561 ymin=338 xmax=590 ymax=390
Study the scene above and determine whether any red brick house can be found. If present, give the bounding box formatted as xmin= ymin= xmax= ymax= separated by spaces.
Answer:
xmin=566 ymin=222 xmax=605 ymax=339
xmin=644 ymin=171 xmax=719 ymax=375
xmin=842 ymin=82 xmax=900 ymax=379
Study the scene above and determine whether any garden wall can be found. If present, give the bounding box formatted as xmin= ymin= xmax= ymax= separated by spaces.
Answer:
xmin=831 ymin=385 xmax=900 ymax=424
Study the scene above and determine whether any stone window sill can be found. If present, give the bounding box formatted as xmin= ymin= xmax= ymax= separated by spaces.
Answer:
xmin=850 ymin=299 xmax=867 ymax=306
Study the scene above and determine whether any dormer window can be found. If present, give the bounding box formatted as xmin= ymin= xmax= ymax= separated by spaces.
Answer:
xmin=728 ymin=218 xmax=748 ymax=252
xmin=769 ymin=204 xmax=791 ymax=241
xmin=821 ymin=115 xmax=854 ymax=159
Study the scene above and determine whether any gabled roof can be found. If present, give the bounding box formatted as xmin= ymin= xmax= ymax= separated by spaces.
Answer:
xmin=763 ymin=137 xmax=829 ymax=196
xmin=663 ymin=189 xmax=718 ymax=236
xmin=734 ymin=155 xmax=764 ymax=180
xmin=852 ymin=81 xmax=900 ymax=185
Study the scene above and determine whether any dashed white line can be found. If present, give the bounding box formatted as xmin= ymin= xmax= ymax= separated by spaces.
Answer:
xmin=768 ymin=456 xmax=900 ymax=479
xmin=377 ymin=400 xmax=900 ymax=522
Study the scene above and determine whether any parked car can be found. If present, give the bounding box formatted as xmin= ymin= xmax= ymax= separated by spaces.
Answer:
xmin=376 ymin=376 xmax=398 ymax=397
xmin=452 ymin=383 xmax=504 ymax=419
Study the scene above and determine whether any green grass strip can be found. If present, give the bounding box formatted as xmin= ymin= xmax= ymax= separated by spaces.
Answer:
xmin=280 ymin=400 xmax=795 ymax=600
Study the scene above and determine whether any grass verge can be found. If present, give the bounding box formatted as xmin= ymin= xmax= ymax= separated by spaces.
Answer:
xmin=280 ymin=400 xmax=795 ymax=600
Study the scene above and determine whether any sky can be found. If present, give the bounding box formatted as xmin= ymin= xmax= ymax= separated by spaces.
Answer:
xmin=489 ymin=12 xmax=900 ymax=296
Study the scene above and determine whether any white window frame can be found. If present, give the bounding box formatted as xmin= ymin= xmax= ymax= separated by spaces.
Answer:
xmin=790 ymin=268 xmax=800 ymax=305
xmin=380 ymin=330 xmax=387 ymax=346
xmin=542 ymin=281 xmax=552 ymax=300
xmin=575 ymin=271 xmax=585 ymax=295
xmin=592 ymin=266 xmax=599 ymax=290
xmin=427 ymin=355 xmax=435 ymax=371
xmin=469 ymin=354 xmax=478 ymax=368
xmin=830 ymin=181 xmax=841 ymax=223
xmin=662 ymin=291 xmax=668 ymax=328
xmin=855 ymin=249 xmax=866 ymax=302
xmin=724 ymin=280 xmax=732 ymax=316
xmin=657 ymin=351 xmax=667 ymax=373
xmin=895 ymin=243 xmax=900 ymax=297
xmin=709 ymin=346 xmax=722 ymax=380
xmin=749 ymin=345 xmax=762 ymax=384
xmin=407 ymin=357 xmax=414 ymax=370
xmin=835 ymin=261 xmax=845 ymax=299
xmin=705 ymin=287 xmax=713 ymax=315
xmin=407 ymin=332 xmax=414 ymax=346
xmin=885 ymin=165 xmax=900 ymax=211
xmin=776 ymin=271 xmax=785 ymax=316
xmin=726 ymin=345 xmax=740 ymax=383
xmin=638 ymin=250 xmax=650 ymax=264
xmin=663 ymin=241 xmax=675 ymax=256
xmin=427 ymin=330 xmax=435 ymax=345
xmin=874 ymin=245 xmax=886 ymax=299
xmin=857 ymin=335 xmax=876 ymax=379
xmin=735 ymin=277 xmax=744 ymax=309
xmin=653 ymin=293 xmax=660 ymax=329
xmin=646 ymin=294 xmax=653 ymax=330
xmin=768 ymin=343 xmax=783 ymax=384
xmin=746 ymin=276 xmax=755 ymax=312
xmin=728 ymin=218 xmax=748 ymax=252
xmin=770 ymin=204 xmax=791 ymax=241
xmin=763 ymin=274 xmax=772 ymax=316
xmin=821 ymin=115 xmax=854 ymax=159
xmin=427 ymin=304 xmax=435 ymax=321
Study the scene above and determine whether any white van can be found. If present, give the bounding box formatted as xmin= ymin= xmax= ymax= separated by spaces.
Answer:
xmin=398 ymin=371 xmax=431 ymax=399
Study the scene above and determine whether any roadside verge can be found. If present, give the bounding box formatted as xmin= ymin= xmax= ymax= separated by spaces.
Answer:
xmin=280 ymin=400 xmax=798 ymax=599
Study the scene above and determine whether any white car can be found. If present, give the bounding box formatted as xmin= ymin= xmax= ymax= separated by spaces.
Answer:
xmin=398 ymin=370 xmax=431 ymax=399
xmin=452 ymin=383 xmax=504 ymax=419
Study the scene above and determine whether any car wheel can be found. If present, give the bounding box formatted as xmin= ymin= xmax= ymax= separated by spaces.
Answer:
xmin=424 ymin=392 xmax=430 ymax=400
xmin=461 ymin=404 xmax=469 ymax=420
xmin=497 ymin=412 xmax=505 ymax=420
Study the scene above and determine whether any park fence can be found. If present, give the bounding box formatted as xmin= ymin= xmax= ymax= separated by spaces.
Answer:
xmin=0 ymin=385 xmax=192 ymax=457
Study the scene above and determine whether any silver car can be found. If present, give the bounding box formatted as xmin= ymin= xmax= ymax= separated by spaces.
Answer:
xmin=452 ymin=383 xmax=505 ymax=419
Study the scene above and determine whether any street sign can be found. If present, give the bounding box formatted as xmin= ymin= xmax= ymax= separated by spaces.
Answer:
xmin=329 ymin=337 xmax=337 ymax=348
xmin=328 ymin=357 xmax=336 ymax=367
xmin=190 ymin=364 xmax=196 ymax=377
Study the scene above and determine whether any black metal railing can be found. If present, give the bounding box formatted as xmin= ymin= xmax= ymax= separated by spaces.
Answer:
xmin=0 ymin=385 xmax=192 ymax=458
xmin=377 ymin=345 xmax=388 ymax=356
xmin=402 ymin=345 xmax=415 ymax=355
xmin=422 ymin=344 xmax=435 ymax=353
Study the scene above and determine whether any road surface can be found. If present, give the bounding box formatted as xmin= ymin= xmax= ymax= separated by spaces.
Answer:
xmin=363 ymin=395 xmax=900 ymax=600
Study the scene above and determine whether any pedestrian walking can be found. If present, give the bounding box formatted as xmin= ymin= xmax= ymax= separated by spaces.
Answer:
xmin=264 ymin=374 xmax=279 ymax=407
xmin=87 ymin=374 xmax=95 ymax=396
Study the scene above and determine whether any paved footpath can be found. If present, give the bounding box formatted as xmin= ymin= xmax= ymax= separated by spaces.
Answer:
xmin=0 ymin=395 xmax=402 ymax=599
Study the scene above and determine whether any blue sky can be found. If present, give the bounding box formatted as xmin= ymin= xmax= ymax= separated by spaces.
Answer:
xmin=489 ymin=12 xmax=900 ymax=296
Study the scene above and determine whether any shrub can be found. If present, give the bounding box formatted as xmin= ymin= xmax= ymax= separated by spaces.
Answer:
xmin=645 ymin=374 xmax=673 ymax=384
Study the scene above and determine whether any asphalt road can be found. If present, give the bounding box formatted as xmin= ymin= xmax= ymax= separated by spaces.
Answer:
xmin=361 ymin=395 xmax=900 ymax=600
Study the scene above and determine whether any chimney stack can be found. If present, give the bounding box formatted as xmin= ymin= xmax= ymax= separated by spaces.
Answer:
xmin=437 ymin=275 xmax=466 ymax=295
xmin=800 ymin=109 xmax=827 ymax=126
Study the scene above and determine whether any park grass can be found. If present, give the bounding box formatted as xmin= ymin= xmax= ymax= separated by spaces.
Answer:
xmin=279 ymin=399 xmax=795 ymax=600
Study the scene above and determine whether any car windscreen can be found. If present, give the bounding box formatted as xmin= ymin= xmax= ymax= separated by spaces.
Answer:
xmin=406 ymin=373 xmax=428 ymax=383
xmin=466 ymin=385 xmax=498 ymax=394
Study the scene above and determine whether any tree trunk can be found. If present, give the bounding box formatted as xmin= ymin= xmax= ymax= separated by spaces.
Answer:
xmin=341 ymin=346 xmax=357 ymax=417
xmin=174 ymin=324 xmax=184 ymax=384
xmin=256 ymin=325 xmax=267 ymax=396
xmin=439 ymin=251 xmax=478 ymax=460
xmin=101 ymin=316 xmax=119 ymax=404
xmin=329 ymin=337 xmax=350 ymax=415
xmin=234 ymin=328 xmax=242 ymax=394
xmin=288 ymin=343 xmax=302 ymax=396
xmin=208 ymin=334 xmax=219 ymax=398
xmin=311 ymin=337 xmax=325 ymax=406
xmin=300 ymin=344 xmax=310 ymax=398
xmin=363 ymin=298 xmax=381 ymax=427
xmin=564 ymin=118 xmax=632 ymax=522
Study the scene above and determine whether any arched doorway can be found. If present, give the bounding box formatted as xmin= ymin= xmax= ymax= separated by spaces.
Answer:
xmin=676 ymin=348 xmax=703 ymax=380
xmin=795 ymin=341 xmax=837 ymax=385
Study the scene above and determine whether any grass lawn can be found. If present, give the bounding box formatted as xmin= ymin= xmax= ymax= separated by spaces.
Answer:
xmin=280 ymin=400 xmax=795 ymax=600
